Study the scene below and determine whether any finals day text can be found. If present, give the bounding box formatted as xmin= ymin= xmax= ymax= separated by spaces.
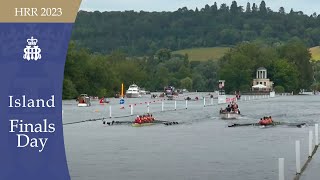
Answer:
xmin=8 ymin=95 xmax=56 ymax=152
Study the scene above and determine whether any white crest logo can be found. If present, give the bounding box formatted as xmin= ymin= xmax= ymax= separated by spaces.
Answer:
xmin=23 ymin=36 xmax=42 ymax=61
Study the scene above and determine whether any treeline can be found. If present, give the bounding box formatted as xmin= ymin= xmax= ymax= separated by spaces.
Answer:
xmin=71 ymin=1 xmax=320 ymax=56
xmin=63 ymin=42 xmax=219 ymax=99
xmin=63 ymin=39 xmax=316 ymax=99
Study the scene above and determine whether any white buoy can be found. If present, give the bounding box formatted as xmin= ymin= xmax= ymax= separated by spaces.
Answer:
xmin=174 ymin=101 xmax=177 ymax=110
xmin=147 ymin=102 xmax=150 ymax=113
xmin=316 ymin=124 xmax=319 ymax=146
xmin=296 ymin=140 xmax=301 ymax=174
xmin=109 ymin=105 xmax=112 ymax=118
xmin=203 ymin=97 xmax=206 ymax=107
xmin=161 ymin=101 xmax=164 ymax=111
xmin=309 ymin=130 xmax=313 ymax=157
xmin=130 ymin=105 xmax=133 ymax=115
xmin=278 ymin=158 xmax=284 ymax=180
xmin=185 ymin=100 xmax=188 ymax=109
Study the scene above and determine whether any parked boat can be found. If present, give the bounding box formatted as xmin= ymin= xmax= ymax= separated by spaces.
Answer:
xmin=164 ymin=86 xmax=178 ymax=96
xmin=114 ymin=93 xmax=120 ymax=98
xmin=219 ymin=112 xmax=240 ymax=119
xmin=77 ymin=94 xmax=91 ymax=107
xmin=139 ymin=88 xmax=147 ymax=95
xmin=126 ymin=84 xmax=141 ymax=98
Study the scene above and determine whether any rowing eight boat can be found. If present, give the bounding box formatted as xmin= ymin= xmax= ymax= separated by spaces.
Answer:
xmin=131 ymin=123 xmax=156 ymax=127
xmin=228 ymin=122 xmax=306 ymax=128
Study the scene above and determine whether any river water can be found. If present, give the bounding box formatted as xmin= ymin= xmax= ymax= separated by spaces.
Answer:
xmin=62 ymin=93 xmax=320 ymax=180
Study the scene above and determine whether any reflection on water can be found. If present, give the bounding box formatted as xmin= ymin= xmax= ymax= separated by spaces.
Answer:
xmin=63 ymin=94 xmax=320 ymax=180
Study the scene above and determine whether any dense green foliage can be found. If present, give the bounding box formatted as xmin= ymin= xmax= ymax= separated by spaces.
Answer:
xmin=219 ymin=39 xmax=313 ymax=93
xmin=63 ymin=42 xmax=219 ymax=99
xmin=63 ymin=39 xmax=314 ymax=98
xmin=63 ymin=1 xmax=320 ymax=98
xmin=71 ymin=1 xmax=320 ymax=56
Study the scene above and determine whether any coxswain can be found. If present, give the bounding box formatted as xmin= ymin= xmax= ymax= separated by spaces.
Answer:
xmin=134 ymin=115 xmax=140 ymax=123
xmin=259 ymin=118 xmax=264 ymax=125
xmin=137 ymin=115 xmax=143 ymax=124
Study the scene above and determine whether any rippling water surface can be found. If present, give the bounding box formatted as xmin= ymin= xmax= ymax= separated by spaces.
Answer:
xmin=62 ymin=93 xmax=320 ymax=180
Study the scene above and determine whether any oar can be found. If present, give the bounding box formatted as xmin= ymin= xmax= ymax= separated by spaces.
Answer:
xmin=228 ymin=123 xmax=259 ymax=127
xmin=63 ymin=117 xmax=106 ymax=125
xmin=151 ymin=119 xmax=181 ymax=126
xmin=103 ymin=120 xmax=133 ymax=125
xmin=281 ymin=122 xmax=307 ymax=128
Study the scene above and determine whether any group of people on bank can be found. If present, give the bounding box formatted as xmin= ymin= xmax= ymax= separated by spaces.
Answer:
xmin=134 ymin=113 xmax=155 ymax=124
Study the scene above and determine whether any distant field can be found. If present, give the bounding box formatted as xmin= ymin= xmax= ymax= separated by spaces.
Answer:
xmin=173 ymin=46 xmax=320 ymax=62
xmin=172 ymin=47 xmax=230 ymax=61
xmin=310 ymin=46 xmax=320 ymax=61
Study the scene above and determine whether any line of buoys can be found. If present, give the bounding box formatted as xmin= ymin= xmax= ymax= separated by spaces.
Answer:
xmin=128 ymin=99 xmax=165 ymax=107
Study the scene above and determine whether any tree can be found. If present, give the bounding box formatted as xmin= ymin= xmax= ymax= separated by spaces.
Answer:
xmin=211 ymin=2 xmax=218 ymax=12
xmin=155 ymin=48 xmax=171 ymax=62
xmin=279 ymin=7 xmax=285 ymax=14
xmin=63 ymin=79 xmax=78 ymax=99
xmin=259 ymin=1 xmax=267 ymax=14
xmin=245 ymin=2 xmax=251 ymax=13
xmin=278 ymin=39 xmax=313 ymax=89
xmin=180 ymin=77 xmax=193 ymax=90
xmin=252 ymin=3 xmax=258 ymax=13
xmin=230 ymin=1 xmax=238 ymax=14
xmin=192 ymin=73 xmax=206 ymax=91
xmin=271 ymin=59 xmax=299 ymax=92
xmin=274 ymin=86 xmax=285 ymax=93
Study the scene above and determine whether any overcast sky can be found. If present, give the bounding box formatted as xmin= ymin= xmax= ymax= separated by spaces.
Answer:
xmin=79 ymin=0 xmax=319 ymax=15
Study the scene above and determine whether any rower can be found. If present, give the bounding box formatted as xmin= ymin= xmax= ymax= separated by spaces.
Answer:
xmin=138 ymin=116 xmax=143 ymax=124
xmin=142 ymin=115 xmax=147 ymax=123
xmin=146 ymin=114 xmax=151 ymax=123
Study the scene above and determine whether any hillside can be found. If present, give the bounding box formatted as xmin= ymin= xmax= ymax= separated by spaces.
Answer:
xmin=310 ymin=46 xmax=320 ymax=61
xmin=72 ymin=1 xmax=320 ymax=56
xmin=172 ymin=47 xmax=230 ymax=61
